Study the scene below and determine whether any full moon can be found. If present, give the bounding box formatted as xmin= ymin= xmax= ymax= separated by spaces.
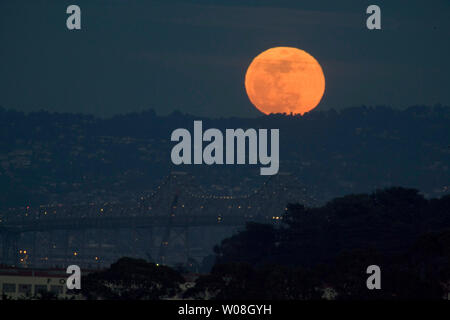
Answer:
xmin=245 ymin=47 xmax=325 ymax=115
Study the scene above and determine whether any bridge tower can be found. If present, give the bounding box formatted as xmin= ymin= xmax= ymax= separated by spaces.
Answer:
xmin=152 ymin=172 xmax=197 ymax=266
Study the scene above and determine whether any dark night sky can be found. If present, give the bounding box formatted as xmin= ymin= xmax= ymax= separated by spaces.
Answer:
xmin=0 ymin=0 xmax=449 ymax=117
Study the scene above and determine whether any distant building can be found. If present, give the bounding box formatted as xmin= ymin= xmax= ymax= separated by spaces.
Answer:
xmin=0 ymin=267 xmax=85 ymax=300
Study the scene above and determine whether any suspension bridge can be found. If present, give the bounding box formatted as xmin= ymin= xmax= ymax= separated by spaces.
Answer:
xmin=0 ymin=172 xmax=314 ymax=268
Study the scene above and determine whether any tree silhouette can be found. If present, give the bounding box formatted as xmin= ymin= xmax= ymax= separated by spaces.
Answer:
xmin=81 ymin=257 xmax=184 ymax=300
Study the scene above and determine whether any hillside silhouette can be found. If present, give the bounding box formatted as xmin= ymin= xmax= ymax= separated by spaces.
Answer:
xmin=0 ymin=105 xmax=449 ymax=208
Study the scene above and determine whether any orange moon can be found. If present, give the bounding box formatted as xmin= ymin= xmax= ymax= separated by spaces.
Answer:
xmin=245 ymin=47 xmax=325 ymax=115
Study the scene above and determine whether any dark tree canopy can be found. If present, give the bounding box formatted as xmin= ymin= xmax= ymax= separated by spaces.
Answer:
xmin=201 ymin=187 xmax=450 ymax=299
xmin=81 ymin=257 xmax=184 ymax=300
